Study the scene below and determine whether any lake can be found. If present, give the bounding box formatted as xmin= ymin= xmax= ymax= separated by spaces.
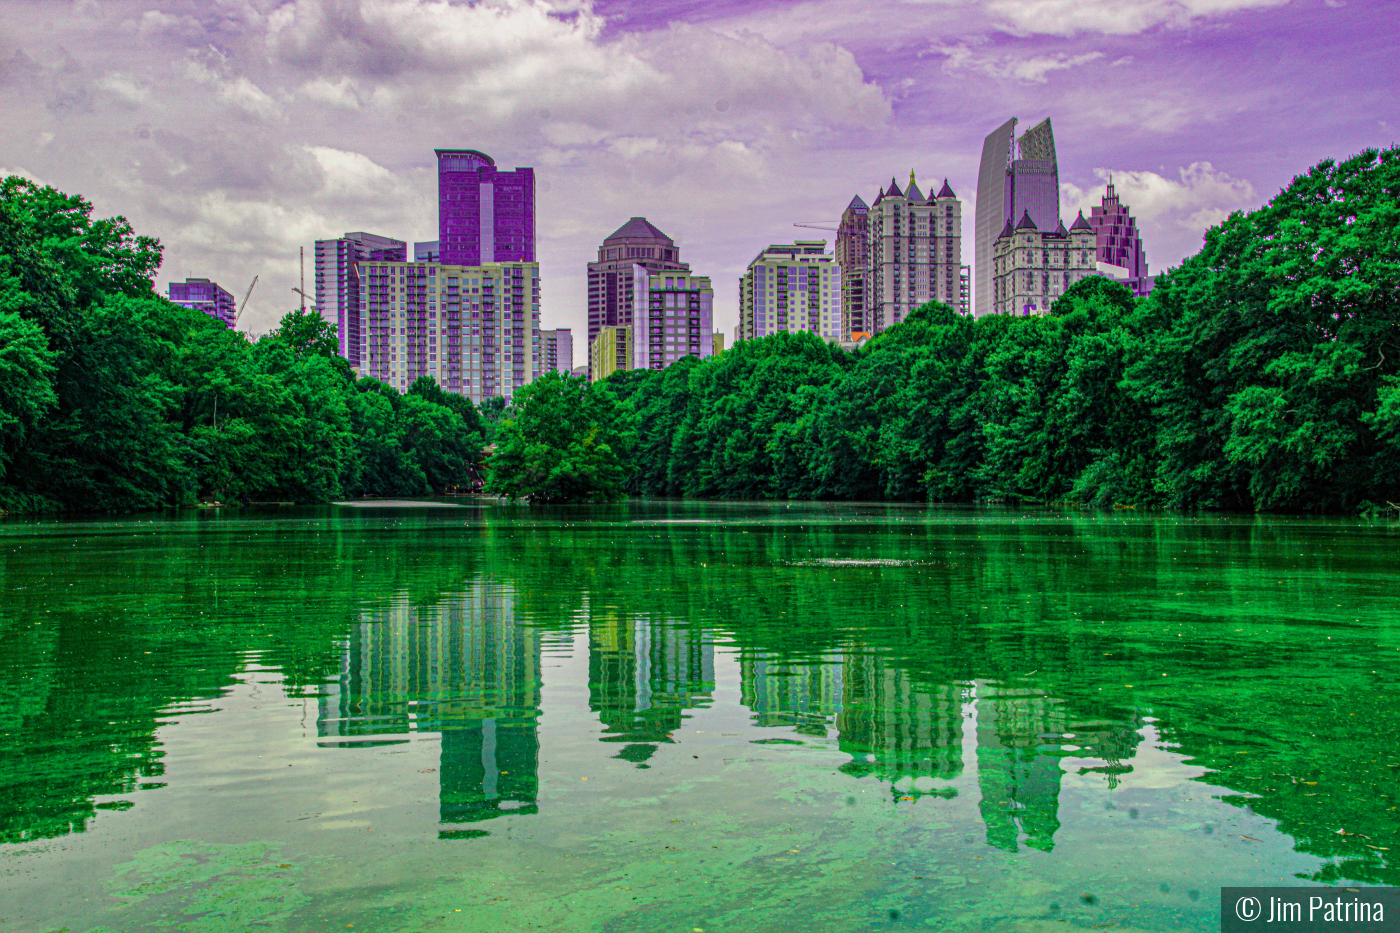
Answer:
xmin=1 ymin=501 xmax=1396 ymax=932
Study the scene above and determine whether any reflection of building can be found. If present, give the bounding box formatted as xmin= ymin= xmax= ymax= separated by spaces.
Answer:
xmin=973 ymin=683 xmax=1065 ymax=853
xmin=588 ymin=613 xmax=714 ymax=764
xmin=741 ymin=654 xmax=843 ymax=737
xmin=836 ymin=653 xmax=965 ymax=788
xmin=318 ymin=582 xmax=541 ymax=830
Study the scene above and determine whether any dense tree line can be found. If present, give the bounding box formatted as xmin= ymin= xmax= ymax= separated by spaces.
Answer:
xmin=0 ymin=177 xmax=485 ymax=512
xmin=608 ymin=147 xmax=1400 ymax=513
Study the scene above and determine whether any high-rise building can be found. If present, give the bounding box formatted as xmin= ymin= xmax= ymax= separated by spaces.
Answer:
xmin=586 ymin=218 xmax=688 ymax=362
xmin=632 ymin=271 xmax=715 ymax=371
xmin=540 ymin=328 xmax=573 ymax=374
xmin=711 ymin=332 xmax=725 ymax=355
xmin=590 ymin=325 xmax=631 ymax=382
xmin=168 ymin=278 xmax=236 ymax=328
xmin=738 ymin=241 xmax=840 ymax=342
xmin=356 ymin=258 xmax=540 ymax=402
xmin=866 ymin=172 xmax=965 ymax=331
xmin=436 ymin=149 xmax=535 ymax=267
xmin=975 ymin=117 xmax=1061 ymax=316
xmin=315 ymin=232 xmax=407 ymax=366
xmin=1087 ymin=178 xmax=1154 ymax=298
xmin=414 ymin=240 xmax=440 ymax=262
xmin=989 ymin=211 xmax=1097 ymax=316
xmin=834 ymin=195 xmax=869 ymax=338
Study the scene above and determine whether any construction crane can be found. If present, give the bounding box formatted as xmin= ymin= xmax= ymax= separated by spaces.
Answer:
xmin=793 ymin=222 xmax=837 ymax=232
xmin=291 ymin=246 xmax=316 ymax=312
xmin=234 ymin=275 xmax=258 ymax=325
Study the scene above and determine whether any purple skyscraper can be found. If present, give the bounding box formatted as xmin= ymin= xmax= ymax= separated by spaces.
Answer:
xmin=1088 ymin=178 xmax=1154 ymax=297
xmin=436 ymin=150 xmax=535 ymax=267
xmin=169 ymin=278 xmax=236 ymax=328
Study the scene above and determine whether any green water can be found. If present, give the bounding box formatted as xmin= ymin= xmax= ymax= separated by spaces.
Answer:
xmin=1 ymin=502 xmax=1396 ymax=933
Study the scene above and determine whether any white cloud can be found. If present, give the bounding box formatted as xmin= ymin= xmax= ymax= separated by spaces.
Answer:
xmin=96 ymin=71 xmax=150 ymax=104
xmin=985 ymin=0 xmax=1291 ymax=36
xmin=300 ymin=76 xmax=363 ymax=109
xmin=935 ymin=44 xmax=1105 ymax=82
xmin=1063 ymin=163 xmax=1260 ymax=270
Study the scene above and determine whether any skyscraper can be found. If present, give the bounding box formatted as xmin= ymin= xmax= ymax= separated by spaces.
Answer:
xmin=586 ymin=218 xmax=688 ymax=358
xmin=315 ymin=232 xmax=407 ymax=366
xmin=866 ymin=171 xmax=965 ymax=331
xmin=975 ymin=117 xmax=1061 ymax=316
xmin=1087 ymin=178 xmax=1154 ymax=297
xmin=631 ymin=270 xmax=715 ymax=371
xmin=738 ymin=241 xmax=840 ymax=342
xmin=540 ymin=328 xmax=573 ymax=374
xmin=834 ymin=195 xmax=869 ymax=337
xmin=436 ymin=149 xmax=535 ymax=267
xmin=168 ymin=278 xmax=236 ymax=328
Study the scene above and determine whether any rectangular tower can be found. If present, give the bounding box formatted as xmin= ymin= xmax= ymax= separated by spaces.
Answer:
xmin=739 ymin=242 xmax=839 ymax=342
xmin=356 ymin=258 xmax=540 ymax=403
xmin=975 ymin=117 xmax=1062 ymax=317
xmin=834 ymin=195 xmax=869 ymax=338
xmin=436 ymin=150 xmax=535 ymax=267
xmin=866 ymin=173 xmax=965 ymax=332
xmin=631 ymin=270 xmax=715 ymax=371
xmin=590 ymin=325 xmax=632 ymax=382
xmin=169 ymin=277 xmax=236 ymax=328
xmin=315 ymin=232 xmax=407 ymax=366
xmin=540 ymin=328 xmax=573 ymax=374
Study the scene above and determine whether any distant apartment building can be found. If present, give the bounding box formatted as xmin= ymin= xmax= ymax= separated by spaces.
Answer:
xmin=356 ymin=259 xmax=540 ymax=402
xmin=738 ymin=241 xmax=840 ymax=342
xmin=590 ymin=325 xmax=631 ymax=382
xmin=540 ymin=328 xmax=573 ymax=374
xmin=976 ymin=117 xmax=1061 ymax=316
xmin=414 ymin=241 xmax=440 ymax=262
xmin=586 ymin=218 xmax=689 ymax=370
xmin=168 ymin=278 xmax=236 ymax=328
xmin=711 ymin=332 xmax=725 ymax=356
xmin=1087 ymin=179 xmax=1154 ymax=298
xmin=834 ymin=195 xmax=869 ymax=338
xmin=436 ymin=149 xmax=534 ymax=267
xmin=989 ymin=211 xmax=1097 ymax=316
xmin=315 ymin=232 xmax=408 ymax=366
xmin=867 ymin=172 xmax=965 ymax=330
xmin=633 ymin=271 xmax=714 ymax=370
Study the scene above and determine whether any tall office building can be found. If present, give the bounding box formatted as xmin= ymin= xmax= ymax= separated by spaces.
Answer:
xmin=631 ymin=270 xmax=715 ymax=371
xmin=738 ymin=241 xmax=840 ymax=342
xmin=315 ymin=232 xmax=407 ymax=366
xmin=168 ymin=278 xmax=236 ymax=328
xmin=356 ymin=258 xmax=540 ymax=402
xmin=975 ymin=117 xmax=1061 ymax=316
xmin=866 ymin=172 xmax=965 ymax=331
xmin=586 ymin=218 xmax=689 ymax=362
xmin=540 ymin=328 xmax=573 ymax=374
xmin=834 ymin=195 xmax=869 ymax=337
xmin=436 ymin=149 xmax=535 ymax=267
xmin=1087 ymin=178 xmax=1154 ymax=297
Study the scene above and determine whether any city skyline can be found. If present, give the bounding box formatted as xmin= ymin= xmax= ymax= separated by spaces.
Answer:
xmin=2 ymin=0 xmax=1390 ymax=341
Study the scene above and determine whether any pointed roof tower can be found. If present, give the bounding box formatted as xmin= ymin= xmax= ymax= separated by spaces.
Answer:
xmin=1015 ymin=209 xmax=1038 ymax=231
xmin=885 ymin=177 xmax=903 ymax=198
xmin=906 ymin=178 xmax=925 ymax=202
xmin=603 ymin=217 xmax=674 ymax=243
xmin=936 ymin=178 xmax=956 ymax=199
xmin=1069 ymin=210 xmax=1092 ymax=231
xmin=999 ymin=219 xmax=1015 ymax=239
xmin=1054 ymin=219 xmax=1069 ymax=237
xmin=846 ymin=194 xmax=869 ymax=212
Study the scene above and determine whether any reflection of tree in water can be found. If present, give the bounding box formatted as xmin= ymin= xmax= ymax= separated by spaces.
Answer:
xmin=317 ymin=580 xmax=540 ymax=831
xmin=587 ymin=611 xmax=714 ymax=765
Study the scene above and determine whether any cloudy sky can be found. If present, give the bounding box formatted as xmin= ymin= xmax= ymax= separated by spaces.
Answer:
xmin=2 ymin=0 xmax=1393 ymax=342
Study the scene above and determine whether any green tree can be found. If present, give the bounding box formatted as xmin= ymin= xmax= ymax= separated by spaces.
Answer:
xmin=486 ymin=373 xmax=635 ymax=503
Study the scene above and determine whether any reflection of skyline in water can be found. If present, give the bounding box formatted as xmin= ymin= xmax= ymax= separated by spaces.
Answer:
xmin=316 ymin=577 xmax=1144 ymax=853
xmin=318 ymin=581 xmax=541 ymax=831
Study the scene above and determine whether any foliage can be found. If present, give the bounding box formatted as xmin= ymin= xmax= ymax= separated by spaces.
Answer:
xmin=486 ymin=372 xmax=635 ymax=503
xmin=0 ymin=177 xmax=485 ymax=512
xmin=612 ymin=147 xmax=1400 ymax=512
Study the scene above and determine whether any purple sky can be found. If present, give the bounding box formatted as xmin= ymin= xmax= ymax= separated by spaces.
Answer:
xmin=1 ymin=0 xmax=1394 ymax=343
